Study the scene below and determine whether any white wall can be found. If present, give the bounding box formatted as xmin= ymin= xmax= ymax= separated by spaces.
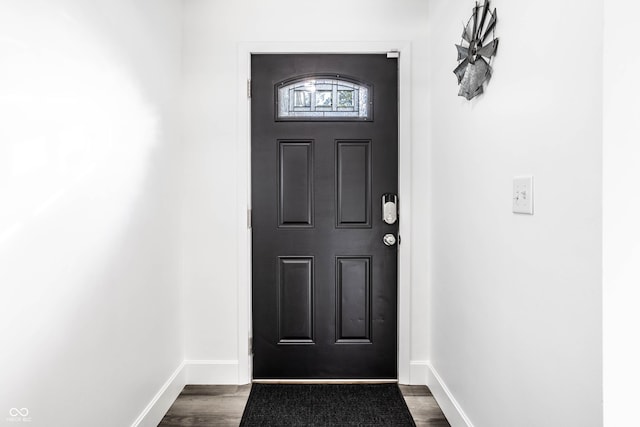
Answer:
xmin=426 ymin=1 xmax=602 ymax=426
xmin=181 ymin=0 xmax=430 ymax=383
xmin=603 ymin=2 xmax=640 ymax=426
xmin=0 ymin=1 xmax=184 ymax=426
xmin=2 ymin=0 xmax=622 ymax=424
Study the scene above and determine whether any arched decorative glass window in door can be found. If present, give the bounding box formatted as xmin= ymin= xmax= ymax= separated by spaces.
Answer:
xmin=276 ymin=75 xmax=372 ymax=121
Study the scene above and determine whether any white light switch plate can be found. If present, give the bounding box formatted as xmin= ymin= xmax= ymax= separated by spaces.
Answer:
xmin=513 ymin=176 xmax=533 ymax=214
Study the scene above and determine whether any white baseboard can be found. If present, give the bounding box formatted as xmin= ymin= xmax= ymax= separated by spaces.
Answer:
xmin=131 ymin=359 xmax=241 ymax=427
xmin=184 ymin=359 xmax=240 ymax=384
xmin=426 ymin=362 xmax=474 ymax=427
xmin=408 ymin=360 xmax=428 ymax=385
xmin=131 ymin=361 xmax=186 ymax=427
xmin=136 ymin=358 xmax=429 ymax=426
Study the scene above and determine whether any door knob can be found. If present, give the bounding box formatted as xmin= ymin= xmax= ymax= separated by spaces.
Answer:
xmin=383 ymin=233 xmax=397 ymax=246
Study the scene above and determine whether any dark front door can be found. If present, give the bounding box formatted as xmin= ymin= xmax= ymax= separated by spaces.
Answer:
xmin=251 ymin=54 xmax=398 ymax=379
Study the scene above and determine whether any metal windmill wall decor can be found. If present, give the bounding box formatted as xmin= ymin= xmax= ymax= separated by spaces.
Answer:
xmin=454 ymin=1 xmax=499 ymax=100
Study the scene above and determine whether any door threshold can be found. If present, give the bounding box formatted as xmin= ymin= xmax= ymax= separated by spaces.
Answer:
xmin=252 ymin=379 xmax=399 ymax=384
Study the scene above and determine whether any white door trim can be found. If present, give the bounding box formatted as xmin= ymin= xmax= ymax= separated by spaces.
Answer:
xmin=236 ymin=41 xmax=413 ymax=384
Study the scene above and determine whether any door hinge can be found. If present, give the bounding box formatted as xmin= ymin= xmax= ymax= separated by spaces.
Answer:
xmin=247 ymin=79 xmax=252 ymax=99
xmin=247 ymin=208 xmax=252 ymax=229
xmin=249 ymin=337 xmax=253 ymax=355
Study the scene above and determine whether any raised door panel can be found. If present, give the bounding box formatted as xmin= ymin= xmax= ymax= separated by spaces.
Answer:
xmin=279 ymin=141 xmax=314 ymax=227
xmin=336 ymin=257 xmax=371 ymax=343
xmin=278 ymin=257 xmax=314 ymax=344
xmin=336 ymin=141 xmax=371 ymax=228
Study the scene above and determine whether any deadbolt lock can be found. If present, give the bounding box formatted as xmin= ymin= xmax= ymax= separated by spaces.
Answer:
xmin=382 ymin=194 xmax=398 ymax=225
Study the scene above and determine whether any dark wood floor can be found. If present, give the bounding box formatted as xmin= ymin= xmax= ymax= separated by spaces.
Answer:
xmin=158 ymin=384 xmax=450 ymax=426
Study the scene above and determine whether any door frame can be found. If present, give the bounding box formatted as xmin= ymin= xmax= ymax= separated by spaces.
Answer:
xmin=236 ymin=42 xmax=413 ymax=384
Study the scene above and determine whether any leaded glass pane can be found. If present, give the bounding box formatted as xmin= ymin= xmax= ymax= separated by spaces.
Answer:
xmin=338 ymin=90 xmax=354 ymax=108
xmin=276 ymin=76 xmax=371 ymax=120
xmin=316 ymin=91 xmax=333 ymax=107
xmin=294 ymin=90 xmax=311 ymax=107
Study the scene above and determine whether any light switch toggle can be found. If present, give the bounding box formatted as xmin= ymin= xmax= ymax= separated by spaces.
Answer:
xmin=513 ymin=176 xmax=534 ymax=215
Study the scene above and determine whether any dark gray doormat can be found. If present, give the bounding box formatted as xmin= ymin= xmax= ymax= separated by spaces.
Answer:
xmin=239 ymin=383 xmax=416 ymax=426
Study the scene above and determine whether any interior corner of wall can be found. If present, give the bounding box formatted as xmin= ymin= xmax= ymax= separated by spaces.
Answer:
xmin=426 ymin=362 xmax=474 ymax=427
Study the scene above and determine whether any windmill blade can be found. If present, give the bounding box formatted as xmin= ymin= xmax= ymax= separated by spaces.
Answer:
xmin=458 ymin=84 xmax=472 ymax=100
xmin=459 ymin=58 xmax=491 ymax=100
xmin=459 ymin=83 xmax=484 ymax=100
xmin=459 ymin=63 xmax=486 ymax=100
xmin=476 ymin=39 xmax=499 ymax=58
xmin=476 ymin=1 xmax=490 ymax=41
xmin=462 ymin=21 xmax=473 ymax=42
xmin=482 ymin=10 xmax=497 ymax=42
xmin=472 ymin=3 xmax=479 ymax=45
xmin=456 ymin=44 xmax=469 ymax=61
xmin=453 ymin=59 xmax=469 ymax=84
xmin=476 ymin=57 xmax=492 ymax=80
